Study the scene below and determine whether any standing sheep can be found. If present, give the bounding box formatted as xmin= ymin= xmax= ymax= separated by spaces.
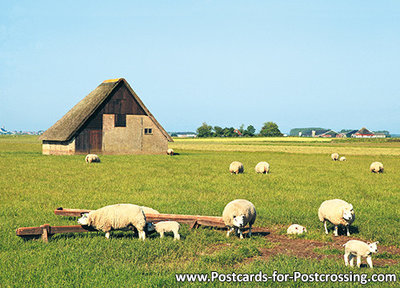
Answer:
xmin=343 ymin=240 xmax=379 ymax=268
xmin=150 ymin=221 xmax=181 ymax=240
xmin=229 ymin=161 xmax=244 ymax=174
xmin=339 ymin=156 xmax=346 ymax=161
xmin=318 ymin=199 xmax=355 ymax=236
xmin=370 ymin=162 xmax=384 ymax=173
xmin=85 ymin=154 xmax=100 ymax=163
xmin=77 ymin=204 xmax=147 ymax=240
xmin=167 ymin=148 xmax=174 ymax=156
xmin=331 ymin=153 xmax=339 ymax=161
xmin=255 ymin=162 xmax=270 ymax=174
xmin=287 ymin=224 xmax=307 ymax=235
xmin=140 ymin=206 xmax=160 ymax=215
xmin=222 ymin=199 xmax=256 ymax=239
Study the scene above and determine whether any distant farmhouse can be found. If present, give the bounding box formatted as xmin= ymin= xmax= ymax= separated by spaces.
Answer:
xmin=291 ymin=127 xmax=388 ymax=138
xmin=40 ymin=78 xmax=173 ymax=155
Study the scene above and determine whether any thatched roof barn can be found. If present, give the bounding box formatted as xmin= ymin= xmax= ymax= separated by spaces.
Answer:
xmin=40 ymin=78 xmax=173 ymax=155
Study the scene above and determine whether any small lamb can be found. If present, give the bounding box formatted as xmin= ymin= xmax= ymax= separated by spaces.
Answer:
xmin=85 ymin=154 xmax=100 ymax=163
xmin=167 ymin=148 xmax=174 ymax=156
xmin=343 ymin=240 xmax=379 ymax=268
xmin=318 ymin=199 xmax=355 ymax=236
xmin=287 ymin=224 xmax=307 ymax=235
xmin=370 ymin=162 xmax=384 ymax=173
xmin=222 ymin=199 xmax=256 ymax=239
xmin=229 ymin=161 xmax=244 ymax=174
xmin=255 ymin=162 xmax=270 ymax=174
xmin=339 ymin=156 xmax=346 ymax=161
xmin=331 ymin=153 xmax=339 ymax=161
xmin=150 ymin=221 xmax=180 ymax=240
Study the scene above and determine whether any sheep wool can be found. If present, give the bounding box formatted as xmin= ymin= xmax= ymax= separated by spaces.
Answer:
xmin=331 ymin=153 xmax=339 ymax=161
xmin=318 ymin=199 xmax=355 ymax=236
xmin=222 ymin=199 xmax=256 ymax=239
xmin=140 ymin=206 xmax=160 ymax=215
xmin=79 ymin=204 xmax=147 ymax=240
xmin=343 ymin=240 xmax=379 ymax=268
xmin=255 ymin=162 xmax=270 ymax=174
xmin=85 ymin=154 xmax=100 ymax=163
xmin=154 ymin=221 xmax=181 ymax=240
xmin=167 ymin=148 xmax=174 ymax=156
xmin=287 ymin=224 xmax=307 ymax=235
xmin=229 ymin=161 xmax=244 ymax=174
xmin=370 ymin=162 xmax=384 ymax=173
xmin=339 ymin=156 xmax=346 ymax=161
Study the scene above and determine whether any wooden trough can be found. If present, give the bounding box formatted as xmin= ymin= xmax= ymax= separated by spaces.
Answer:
xmin=16 ymin=207 xmax=269 ymax=242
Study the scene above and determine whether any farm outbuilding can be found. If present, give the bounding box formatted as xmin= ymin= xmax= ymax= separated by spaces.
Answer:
xmin=39 ymin=78 xmax=173 ymax=155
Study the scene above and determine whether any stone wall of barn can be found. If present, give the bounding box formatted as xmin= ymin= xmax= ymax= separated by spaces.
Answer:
xmin=42 ymin=139 xmax=76 ymax=155
xmin=102 ymin=114 xmax=167 ymax=154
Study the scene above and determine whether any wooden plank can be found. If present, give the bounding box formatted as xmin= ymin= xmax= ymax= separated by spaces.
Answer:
xmin=54 ymin=207 xmax=91 ymax=217
xmin=16 ymin=225 xmax=98 ymax=237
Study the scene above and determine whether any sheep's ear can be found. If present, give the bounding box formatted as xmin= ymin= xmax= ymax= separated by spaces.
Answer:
xmin=349 ymin=204 xmax=353 ymax=210
xmin=233 ymin=215 xmax=236 ymax=219
xmin=375 ymin=241 xmax=379 ymax=244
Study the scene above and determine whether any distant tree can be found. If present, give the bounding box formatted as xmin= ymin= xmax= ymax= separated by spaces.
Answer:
xmin=260 ymin=122 xmax=283 ymax=137
xmin=340 ymin=129 xmax=355 ymax=133
xmin=243 ymin=125 xmax=256 ymax=137
xmin=213 ymin=126 xmax=223 ymax=137
xmin=239 ymin=124 xmax=245 ymax=135
xmin=196 ymin=122 xmax=213 ymax=137
xmin=170 ymin=133 xmax=178 ymax=137
xmin=223 ymin=127 xmax=236 ymax=137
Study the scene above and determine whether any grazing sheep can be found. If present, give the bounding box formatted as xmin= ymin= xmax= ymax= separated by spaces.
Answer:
xmin=287 ymin=224 xmax=307 ymax=235
xmin=339 ymin=156 xmax=346 ymax=161
xmin=255 ymin=162 xmax=270 ymax=174
xmin=229 ymin=161 xmax=244 ymax=174
xmin=318 ymin=199 xmax=355 ymax=236
xmin=140 ymin=206 xmax=160 ymax=215
xmin=150 ymin=221 xmax=181 ymax=240
xmin=85 ymin=154 xmax=100 ymax=163
xmin=370 ymin=162 xmax=384 ymax=173
xmin=331 ymin=153 xmax=339 ymax=161
xmin=343 ymin=240 xmax=379 ymax=268
xmin=167 ymin=148 xmax=174 ymax=156
xmin=77 ymin=204 xmax=147 ymax=240
xmin=222 ymin=199 xmax=256 ymax=239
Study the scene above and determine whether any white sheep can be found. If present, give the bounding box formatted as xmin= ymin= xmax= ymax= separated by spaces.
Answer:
xmin=255 ymin=162 xmax=270 ymax=174
xmin=167 ymin=148 xmax=174 ymax=156
xmin=343 ymin=240 xmax=379 ymax=268
xmin=77 ymin=204 xmax=147 ymax=240
xmin=140 ymin=206 xmax=160 ymax=215
xmin=331 ymin=153 xmax=339 ymax=161
xmin=229 ymin=161 xmax=244 ymax=174
xmin=318 ymin=199 xmax=355 ymax=236
xmin=222 ymin=199 xmax=256 ymax=239
xmin=287 ymin=224 xmax=307 ymax=235
xmin=85 ymin=154 xmax=100 ymax=163
xmin=370 ymin=162 xmax=384 ymax=173
xmin=339 ymin=156 xmax=346 ymax=161
xmin=150 ymin=221 xmax=181 ymax=240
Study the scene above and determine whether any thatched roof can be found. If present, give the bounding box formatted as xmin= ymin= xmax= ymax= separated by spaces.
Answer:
xmin=40 ymin=78 xmax=173 ymax=142
xmin=356 ymin=127 xmax=373 ymax=135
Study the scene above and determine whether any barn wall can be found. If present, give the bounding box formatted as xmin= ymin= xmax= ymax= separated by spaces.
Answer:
xmin=102 ymin=114 xmax=167 ymax=154
xmin=42 ymin=139 xmax=75 ymax=155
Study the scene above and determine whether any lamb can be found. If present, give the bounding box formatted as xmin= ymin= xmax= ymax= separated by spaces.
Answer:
xmin=255 ymin=162 xmax=270 ymax=174
xmin=222 ymin=199 xmax=256 ymax=239
xmin=331 ymin=153 xmax=339 ymax=161
xmin=287 ymin=224 xmax=307 ymax=235
xmin=339 ymin=156 xmax=346 ymax=161
xmin=229 ymin=161 xmax=244 ymax=174
xmin=77 ymin=204 xmax=147 ymax=240
xmin=370 ymin=162 xmax=384 ymax=173
xmin=85 ymin=154 xmax=100 ymax=163
xmin=343 ymin=240 xmax=379 ymax=268
xmin=167 ymin=148 xmax=174 ymax=156
xmin=150 ymin=221 xmax=181 ymax=240
xmin=318 ymin=199 xmax=355 ymax=236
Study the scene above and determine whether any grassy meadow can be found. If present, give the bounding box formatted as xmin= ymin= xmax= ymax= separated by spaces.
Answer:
xmin=1 ymin=135 xmax=399 ymax=287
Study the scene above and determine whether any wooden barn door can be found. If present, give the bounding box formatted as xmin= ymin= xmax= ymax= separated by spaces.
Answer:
xmin=89 ymin=130 xmax=102 ymax=153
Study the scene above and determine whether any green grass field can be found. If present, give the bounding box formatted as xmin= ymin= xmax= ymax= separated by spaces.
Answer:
xmin=1 ymin=135 xmax=399 ymax=287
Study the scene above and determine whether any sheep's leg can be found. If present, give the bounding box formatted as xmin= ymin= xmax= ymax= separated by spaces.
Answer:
xmin=138 ymin=230 xmax=146 ymax=240
xmin=160 ymin=231 xmax=164 ymax=238
xmin=174 ymin=232 xmax=180 ymax=240
xmin=248 ymin=225 xmax=252 ymax=237
xmin=239 ymin=229 xmax=244 ymax=240
xmin=324 ymin=220 xmax=329 ymax=234
xmin=334 ymin=226 xmax=339 ymax=237
xmin=105 ymin=232 xmax=110 ymax=239
xmin=349 ymin=254 xmax=354 ymax=267
xmin=366 ymin=256 xmax=373 ymax=268
xmin=357 ymin=256 xmax=361 ymax=268
xmin=346 ymin=226 xmax=350 ymax=236
xmin=226 ymin=227 xmax=234 ymax=237
xmin=344 ymin=253 xmax=349 ymax=266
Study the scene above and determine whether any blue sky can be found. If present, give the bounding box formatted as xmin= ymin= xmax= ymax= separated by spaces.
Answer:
xmin=1 ymin=1 xmax=399 ymax=133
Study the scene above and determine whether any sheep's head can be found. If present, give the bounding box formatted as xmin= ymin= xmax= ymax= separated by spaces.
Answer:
xmin=232 ymin=215 xmax=245 ymax=228
xmin=342 ymin=204 xmax=354 ymax=221
xmin=146 ymin=222 xmax=155 ymax=232
xmin=78 ymin=213 xmax=89 ymax=225
xmin=368 ymin=241 xmax=379 ymax=254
